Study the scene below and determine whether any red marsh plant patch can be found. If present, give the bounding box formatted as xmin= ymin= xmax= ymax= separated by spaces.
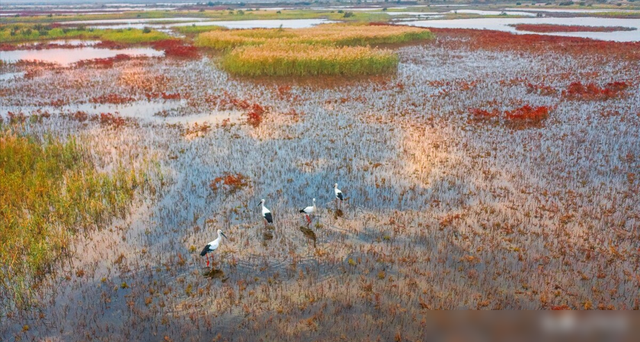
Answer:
xmin=246 ymin=103 xmax=266 ymax=128
xmin=74 ymin=54 xmax=132 ymax=68
xmin=90 ymin=94 xmax=136 ymax=105
xmin=469 ymin=104 xmax=551 ymax=126
xmin=151 ymin=39 xmax=199 ymax=59
xmin=511 ymin=24 xmax=637 ymax=33
xmin=144 ymin=92 xmax=182 ymax=101
xmin=99 ymin=113 xmax=126 ymax=129
xmin=209 ymin=173 xmax=251 ymax=194
xmin=562 ymin=81 xmax=630 ymax=101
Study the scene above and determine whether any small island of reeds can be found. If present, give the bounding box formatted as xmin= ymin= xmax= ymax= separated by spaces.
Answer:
xmin=196 ymin=23 xmax=433 ymax=77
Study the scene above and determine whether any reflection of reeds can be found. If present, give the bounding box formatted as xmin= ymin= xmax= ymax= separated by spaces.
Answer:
xmin=222 ymin=44 xmax=398 ymax=77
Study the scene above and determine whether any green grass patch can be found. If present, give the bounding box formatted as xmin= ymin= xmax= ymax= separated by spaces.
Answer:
xmin=0 ymin=24 xmax=171 ymax=43
xmin=221 ymin=43 xmax=398 ymax=77
xmin=0 ymin=128 xmax=144 ymax=307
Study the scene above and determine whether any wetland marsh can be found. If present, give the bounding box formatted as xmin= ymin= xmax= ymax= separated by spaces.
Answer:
xmin=1 ymin=2 xmax=640 ymax=340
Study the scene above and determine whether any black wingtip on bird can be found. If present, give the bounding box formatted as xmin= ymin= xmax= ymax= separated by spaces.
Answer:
xmin=201 ymin=229 xmax=227 ymax=267
xmin=259 ymin=199 xmax=273 ymax=226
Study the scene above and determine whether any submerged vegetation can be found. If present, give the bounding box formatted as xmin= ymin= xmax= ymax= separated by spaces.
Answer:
xmin=0 ymin=127 xmax=143 ymax=307
xmin=197 ymin=24 xmax=432 ymax=76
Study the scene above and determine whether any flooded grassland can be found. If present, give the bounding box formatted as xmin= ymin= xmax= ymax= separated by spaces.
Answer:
xmin=1 ymin=28 xmax=640 ymax=340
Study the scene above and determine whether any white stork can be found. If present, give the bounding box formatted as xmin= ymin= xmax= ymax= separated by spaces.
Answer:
xmin=299 ymin=198 xmax=316 ymax=225
xmin=200 ymin=229 xmax=227 ymax=267
xmin=259 ymin=199 xmax=273 ymax=227
xmin=334 ymin=183 xmax=343 ymax=207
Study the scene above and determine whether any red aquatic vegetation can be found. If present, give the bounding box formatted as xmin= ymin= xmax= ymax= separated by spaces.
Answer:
xmin=276 ymin=85 xmax=292 ymax=99
xmin=469 ymin=108 xmax=499 ymax=119
xmin=151 ymin=40 xmax=199 ymax=59
xmin=0 ymin=44 xmax=18 ymax=52
xmin=90 ymin=94 xmax=135 ymax=104
xmin=145 ymin=92 xmax=181 ymax=101
xmin=512 ymin=24 xmax=636 ymax=33
xmin=562 ymin=81 xmax=630 ymax=101
xmin=44 ymin=99 xmax=69 ymax=107
xmin=70 ymin=111 xmax=89 ymax=122
xmin=469 ymin=104 xmax=550 ymax=122
xmin=99 ymin=113 xmax=126 ymax=129
xmin=209 ymin=173 xmax=250 ymax=194
xmin=505 ymin=105 xmax=550 ymax=121
xmin=526 ymin=83 xmax=558 ymax=96
xmin=74 ymin=54 xmax=132 ymax=68
xmin=203 ymin=93 xmax=269 ymax=123
xmin=246 ymin=104 xmax=266 ymax=128
xmin=7 ymin=111 xmax=27 ymax=124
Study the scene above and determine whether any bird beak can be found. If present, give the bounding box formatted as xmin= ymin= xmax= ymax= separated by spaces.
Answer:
xmin=257 ymin=202 xmax=261 ymax=207
xmin=221 ymin=232 xmax=227 ymax=239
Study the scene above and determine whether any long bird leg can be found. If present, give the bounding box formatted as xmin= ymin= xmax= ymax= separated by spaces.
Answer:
xmin=206 ymin=255 xmax=210 ymax=267
xmin=306 ymin=215 xmax=311 ymax=225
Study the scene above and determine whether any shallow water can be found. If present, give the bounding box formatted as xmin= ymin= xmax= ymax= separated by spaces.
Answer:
xmin=452 ymin=9 xmax=538 ymax=17
xmin=405 ymin=17 xmax=640 ymax=41
xmin=18 ymin=39 xmax=101 ymax=47
xmin=0 ymin=47 xmax=164 ymax=66
xmin=87 ymin=18 xmax=336 ymax=30
xmin=0 ymin=71 xmax=25 ymax=81
xmin=503 ymin=7 xmax=640 ymax=13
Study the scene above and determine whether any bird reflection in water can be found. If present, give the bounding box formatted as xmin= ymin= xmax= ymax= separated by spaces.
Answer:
xmin=299 ymin=226 xmax=317 ymax=248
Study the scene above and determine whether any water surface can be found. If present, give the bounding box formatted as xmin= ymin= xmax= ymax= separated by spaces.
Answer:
xmin=87 ymin=18 xmax=335 ymax=30
xmin=405 ymin=17 xmax=640 ymax=41
xmin=0 ymin=47 xmax=163 ymax=66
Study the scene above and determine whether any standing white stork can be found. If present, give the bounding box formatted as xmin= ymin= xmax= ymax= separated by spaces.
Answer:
xmin=334 ymin=183 xmax=343 ymax=207
xmin=259 ymin=199 xmax=273 ymax=227
xmin=299 ymin=198 xmax=316 ymax=225
xmin=200 ymin=229 xmax=227 ymax=267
